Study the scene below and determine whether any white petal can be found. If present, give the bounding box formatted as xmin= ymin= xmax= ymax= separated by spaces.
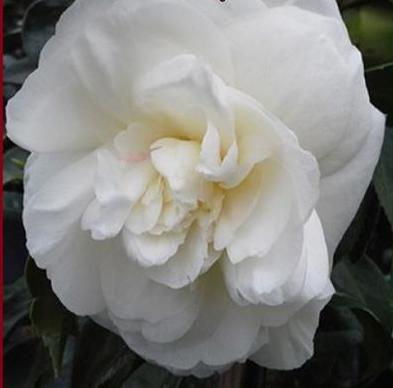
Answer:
xmin=23 ymin=151 xmax=85 ymax=200
xmin=265 ymin=211 xmax=331 ymax=306
xmin=6 ymin=60 xmax=119 ymax=153
xmin=226 ymin=6 xmax=368 ymax=162
xmin=150 ymin=138 xmax=201 ymax=205
xmin=126 ymin=178 xmax=163 ymax=235
xmin=229 ymin=88 xmax=320 ymax=223
xmin=122 ymin=229 xmax=186 ymax=267
xmin=135 ymin=54 xmax=235 ymax=149
xmin=23 ymin=152 xmax=106 ymax=315
xmin=71 ymin=0 xmax=233 ymax=122
xmin=119 ymin=267 xmax=266 ymax=371
xmin=251 ymin=282 xmax=334 ymax=370
xmin=214 ymin=165 xmax=265 ymax=251
xmin=39 ymin=0 xmax=115 ymax=62
xmin=184 ymin=0 xmax=267 ymax=27
xmin=263 ymin=0 xmax=341 ymax=19
xmin=113 ymin=123 xmax=166 ymax=161
xmin=145 ymin=225 xmax=208 ymax=289
xmin=222 ymin=222 xmax=304 ymax=305
xmin=99 ymin=251 xmax=200 ymax=343
xmin=197 ymin=124 xmax=252 ymax=189
xmin=44 ymin=230 xmax=114 ymax=316
xmin=24 ymin=153 xmax=95 ymax=262
xmin=225 ymin=163 xmax=293 ymax=263
xmin=94 ymin=148 xmax=155 ymax=204
xmin=317 ymin=109 xmax=385 ymax=255
xmin=257 ymin=211 xmax=333 ymax=328
xmin=81 ymin=198 xmax=131 ymax=240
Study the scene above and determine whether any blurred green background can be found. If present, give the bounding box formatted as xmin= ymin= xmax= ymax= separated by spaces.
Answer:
xmin=3 ymin=0 xmax=393 ymax=387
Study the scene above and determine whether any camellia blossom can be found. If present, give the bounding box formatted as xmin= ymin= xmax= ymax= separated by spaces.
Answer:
xmin=7 ymin=0 xmax=385 ymax=377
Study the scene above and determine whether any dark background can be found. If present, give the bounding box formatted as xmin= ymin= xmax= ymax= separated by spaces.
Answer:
xmin=3 ymin=0 xmax=393 ymax=387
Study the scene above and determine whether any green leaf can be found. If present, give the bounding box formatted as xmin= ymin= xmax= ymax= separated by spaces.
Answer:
xmin=343 ymin=3 xmax=393 ymax=116
xmin=374 ymin=127 xmax=393 ymax=233
xmin=72 ymin=320 xmax=143 ymax=388
xmin=3 ymin=146 xmax=29 ymax=185
xmin=4 ymin=56 xmax=36 ymax=85
xmin=4 ymin=191 xmax=28 ymax=283
xmin=22 ymin=0 xmax=73 ymax=62
xmin=314 ymin=306 xmax=365 ymax=355
xmin=334 ymin=185 xmax=380 ymax=262
xmin=366 ymin=64 xmax=393 ymax=120
xmin=5 ymin=339 xmax=55 ymax=388
xmin=351 ymin=310 xmax=393 ymax=386
xmin=25 ymin=257 xmax=77 ymax=377
xmin=366 ymin=61 xmax=393 ymax=73
xmin=295 ymin=305 xmax=363 ymax=387
xmin=332 ymin=256 xmax=393 ymax=334
xmin=4 ymin=277 xmax=31 ymax=340
xmin=343 ymin=4 xmax=393 ymax=68
xmin=4 ymin=190 xmax=23 ymax=214
xmin=296 ymin=303 xmax=393 ymax=388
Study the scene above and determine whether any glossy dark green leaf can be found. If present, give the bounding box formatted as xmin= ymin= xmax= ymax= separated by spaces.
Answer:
xmin=4 ymin=190 xmax=23 ymax=213
xmin=374 ymin=127 xmax=393 ymax=233
xmin=72 ymin=320 xmax=143 ymax=388
xmin=3 ymin=146 xmax=29 ymax=185
xmin=22 ymin=0 xmax=73 ymax=62
xmin=4 ymin=191 xmax=27 ymax=284
xmin=296 ymin=303 xmax=393 ymax=388
xmin=366 ymin=65 xmax=393 ymax=120
xmin=343 ymin=3 xmax=393 ymax=68
xmin=5 ymin=339 xmax=55 ymax=388
xmin=4 ymin=56 xmax=36 ymax=85
xmin=295 ymin=305 xmax=364 ymax=388
xmin=334 ymin=185 xmax=380 ymax=263
xmin=343 ymin=3 xmax=393 ymax=117
xmin=332 ymin=256 xmax=393 ymax=334
xmin=4 ymin=277 xmax=31 ymax=340
xmin=352 ymin=310 xmax=393 ymax=386
xmin=26 ymin=257 xmax=77 ymax=376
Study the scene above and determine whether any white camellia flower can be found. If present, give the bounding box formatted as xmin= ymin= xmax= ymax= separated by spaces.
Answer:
xmin=7 ymin=0 xmax=385 ymax=377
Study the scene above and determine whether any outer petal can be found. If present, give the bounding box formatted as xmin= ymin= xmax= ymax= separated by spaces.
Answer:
xmin=71 ymin=0 xmax=233 ymax=122
xmin=24 ymin=154 xmax=95 ymax=261
xmin=184 ymin=0 xmax=267 ymax=27
xmin=118 ymin=267 xmax=267 ymax=373
xmin=251 ymin=212 xmax=334 ymax=369
xmin=39 ymin=0 xmax=116 ymax=62
xmin=7 ymin=0 xmax=119 ymax=153
xmin=222 ymin=222 xmax=304 ymax=306
xmin=99 ymin=250 xmax=200 ymax=344
xmin=317 ymin=109 xmax=385 ymax=254
xmin=24 ymin=153 xmax=107 ymax=315
xmin=6 ymin=58 xmax=119 ymax=153
xmin=251 ymin=282 xmax=333 ymax=370
xmin=262 ymin=0 xmax=341 ymax=19
xmin=226 ymin=6 xmax=370 ymax=163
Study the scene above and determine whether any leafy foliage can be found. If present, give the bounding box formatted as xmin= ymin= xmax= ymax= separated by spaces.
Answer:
xmin=71 ymin=320 xmax=143 ymax=388
xmin=374 ymin=127 xmax=393 ymax=233
xmin=3 ymin=0 xmax=393 ymax=387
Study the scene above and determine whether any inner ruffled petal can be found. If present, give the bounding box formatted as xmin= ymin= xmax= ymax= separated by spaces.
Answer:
xmin=150 ymin=137 xmax=201 ymax=205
